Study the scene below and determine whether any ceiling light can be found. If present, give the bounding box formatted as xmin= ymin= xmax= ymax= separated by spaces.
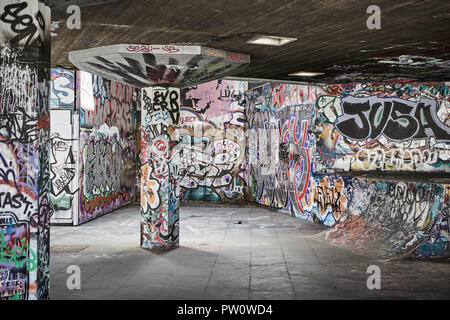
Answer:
xmin=288 ymin=71 xmax=325 ymax=77
xmin=247 ymin=35 xmax=297 ymax=46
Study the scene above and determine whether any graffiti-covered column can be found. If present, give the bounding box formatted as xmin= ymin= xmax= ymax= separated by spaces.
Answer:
xmin=140 ymin=87 xmax=180 ymax=250
xmin=0 ymin=1 xmax=51 ymax=299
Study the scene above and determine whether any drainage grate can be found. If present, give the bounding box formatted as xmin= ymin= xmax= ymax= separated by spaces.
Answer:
xmin=50 ymin=245 xmax=89 ymax=253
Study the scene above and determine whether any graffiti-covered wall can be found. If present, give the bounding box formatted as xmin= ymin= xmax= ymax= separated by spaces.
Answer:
xmin=78 ymin=71 xmax=137 ymax=224
xmin=246 ymin=83 xmax=319 ymax=222
xmin=178 ymin=80 xmax=250 ymax=202
xmin=314 ymin=82 xmax=450 ymax=258
xmin=310 ymin=177 xmax=448 ymax=259
xmin=50 ymin=68 xmax=79 ymax=225
xmin=246 ymin=81 xmax=450 ymax=258
xmin=315 ymin=83 xmax=449 ymax=172
xmin=412 ymin=185 xmax=449 ymax=258
xmin=50 ymin=68 xmax=75 ymax=109
xmin=0 ymin=0 xmax=51 ymax=300
xmin=50 ymin=109 xmax=79 ymax=224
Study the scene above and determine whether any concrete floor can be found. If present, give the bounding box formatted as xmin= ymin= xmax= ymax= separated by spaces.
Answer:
xmin=50 ymin=203 xmax=450 ymax=300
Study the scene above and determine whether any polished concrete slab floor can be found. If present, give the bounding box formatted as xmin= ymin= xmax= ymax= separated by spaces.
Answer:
xmin=50 ymin=203 xmax=450 ymax=300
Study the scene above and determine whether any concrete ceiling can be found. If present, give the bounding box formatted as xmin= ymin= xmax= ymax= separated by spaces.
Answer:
xmin=47 ymin=0 xmax=450 ymax=84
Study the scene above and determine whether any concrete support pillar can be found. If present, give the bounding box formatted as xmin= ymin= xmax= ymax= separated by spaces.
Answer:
xmin=140 ymin=87 xmax=180 ymax=250
xmin=0 ymin=0 xmax=51 ymax=299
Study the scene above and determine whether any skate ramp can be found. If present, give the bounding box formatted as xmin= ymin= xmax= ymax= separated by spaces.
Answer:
xmin=309 ymin=178 xmax=449 ymax=260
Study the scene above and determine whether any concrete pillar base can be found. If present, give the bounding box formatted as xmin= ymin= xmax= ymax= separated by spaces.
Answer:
xmin=142 ymin=243 xmax=180 ymax=252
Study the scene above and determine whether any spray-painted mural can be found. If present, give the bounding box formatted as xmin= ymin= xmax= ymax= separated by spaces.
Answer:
xmin=412 ymin=185 xmax=449 ymax=258
xmin=140 ymin=87 xmax=180 ymax=249
xmin=50 ymin=68 xmax=75 ymax=109
xmin=50 ymin=108 xmax=79 ymax=225
xmin=313 ymin=82 xmax=450 ymax=257
xmin=78 ymin=71 xmax=137 ymax=224
xmin=0 ymin=0 xmax=51 ymax=300
xmin=49 ymin=68 xmax=79 ymax=225
xmin=246 ymin=84 xmax=321 ymax=222
xmin=178 ymin=80 xmax=249 ymax=202
xmin=246 ymin=82 xmax=450 ymax=258
xmin=315 ymin=82 xmax=450 ymax=172
xmin=310 ymin=177 xmax=448 ymax=259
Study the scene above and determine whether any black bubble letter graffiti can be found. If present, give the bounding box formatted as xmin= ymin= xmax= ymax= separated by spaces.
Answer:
xmin=384 ymin=100 xmax=418 ymax=141
xmin=336 ymin=99 xmax=371 ymax=140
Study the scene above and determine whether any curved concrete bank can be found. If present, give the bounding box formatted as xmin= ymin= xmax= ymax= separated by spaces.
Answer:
xmin=309 ymin=177 xmax=449 ymax=260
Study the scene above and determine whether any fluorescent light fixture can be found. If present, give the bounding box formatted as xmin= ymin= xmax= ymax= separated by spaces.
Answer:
xmin=247 ymin=35 xmax=297 ymax=46
xmin=288 ymin=71 xmax=325 ymax=77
